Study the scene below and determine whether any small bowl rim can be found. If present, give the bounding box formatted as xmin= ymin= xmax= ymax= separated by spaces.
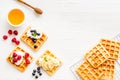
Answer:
xmin=7 ymin=8 xmax=25 ymax=27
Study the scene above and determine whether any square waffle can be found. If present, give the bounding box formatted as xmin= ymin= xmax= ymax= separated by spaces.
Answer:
xmin=76 ymin=60 xmax=103 ymax=80
xmin=99 ymin=59 xmax=115 ymax=80
xmin=36 ymin=50 xmax=62 ymax=76
xmin=20 ymin=26 xmax=48 ymax=51
xmin=85 ymin=43 xmax=110 ymax=68
xmin=100 ymin=39 xmax=120 ymax=60
xmin=6 ymin=46 xmax=33 ymax=72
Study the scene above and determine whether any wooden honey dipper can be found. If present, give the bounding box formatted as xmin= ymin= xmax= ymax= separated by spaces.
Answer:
xmin=17 ymin=0 xmax=43 ymax=14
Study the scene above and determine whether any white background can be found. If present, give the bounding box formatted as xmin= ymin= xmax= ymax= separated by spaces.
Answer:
xmin=0 ymin=0 xmax=120 ymax=80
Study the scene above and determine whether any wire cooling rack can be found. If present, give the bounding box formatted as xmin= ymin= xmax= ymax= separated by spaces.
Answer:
xmin=70 ymin=58 xmax=120 ymax=80
xmin=70 ymin=33 xmax=120 ymax=80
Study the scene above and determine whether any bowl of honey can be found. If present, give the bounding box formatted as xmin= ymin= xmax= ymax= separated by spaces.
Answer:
xmin=7 ymin=9 xmax=25 ymax=27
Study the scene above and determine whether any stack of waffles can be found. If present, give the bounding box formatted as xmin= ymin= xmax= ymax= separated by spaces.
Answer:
xmin=76 ymin=39 xmax=120 ymax=80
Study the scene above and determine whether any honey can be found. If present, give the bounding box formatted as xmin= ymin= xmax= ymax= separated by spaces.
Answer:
xmin=8 ymin=9 xmax=24 ymax=26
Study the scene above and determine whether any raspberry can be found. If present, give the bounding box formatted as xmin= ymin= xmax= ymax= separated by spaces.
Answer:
xmin=13 ymin=30 xmax=18 ymax=35
xmin=17 ymin=55 xmax=21 ymax=60
xmin=3 ymin=35 xmax=8 ymax=40
xmin=13 ymin=57 xmax=17 ymax=63
xmin=26 ymin=59 xmax=30 ymax=64
xmin=13 ymin=52 xmax=17 ymax=57
xmin=8 ymin=30 xmax=12 ymax=35
xmin=25 ymin=53 xmax=29 ymax=59
xmin=15 ymin=40 xmax=20 ymax=45
xmin=11 ymin=37 xmax=16 ymax=42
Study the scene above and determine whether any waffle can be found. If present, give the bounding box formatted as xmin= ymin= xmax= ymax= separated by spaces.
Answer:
xmin=99 ymin=59 xmax=115 ymax=80
xmin=85 ymin=43 xmax=110 ymax=68
xmin=6 ymin=46 xmax=33 ymax=72
xmin=20 ymin=26 xmax=48 ymax=51
xmin=36 ymin=50 xmax=62 ymax=76
xmin=76 ymin=60 xmax=103 ymax=80
xmin=100 ymin=39 xmax=120 ymax=60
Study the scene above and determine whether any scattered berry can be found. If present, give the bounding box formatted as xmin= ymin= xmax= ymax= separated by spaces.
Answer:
xmin=8 ymin=30 xmax=12 ymax=35
xmin=15 ymin=40 xmax=20 ymax=45
xmin=3 ymin=35 xmax=8 ymax=40
xmin=37 ymin=70 xmax=40 ymax=73
xmin=13 ymin=57 xmax=17 ymax=63
xmin=17 ymin=55 xmax=21 ymax=60
xmin=35 ymin=75 xmax=38 ymax=79
xmin=11 ymin=37 xmax=16 ymax=42
xmin=13 ymin=30 xmax=18 ymax=35
xmin=25 ymin=53 xmax=29 ymax=59
xmin=33 ymin=69 xmax=36 ymax=73
xmin=39 ymin=73 xmax=42 ymax=76
xmin=26 ymin=59 xmax=30 ymax=64
xmin=13 ymin=52 xmax=17 ymax=57
xmin=37 ymin=67 xmax=40 ymax=71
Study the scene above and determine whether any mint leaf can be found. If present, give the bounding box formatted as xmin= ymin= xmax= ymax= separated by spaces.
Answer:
xmin=32 ymin=32 xmax=37 ymax=37
xmin=44 ymin=57 xmax=47 ymax=62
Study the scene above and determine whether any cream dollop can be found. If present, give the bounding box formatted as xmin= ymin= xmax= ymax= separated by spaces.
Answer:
xmin=38 ymin=55 xmax=60 ymax=71
xmin=27 ymin=27 xmax=42 ymax=39
xmin=11 ymin=51 xmax=24 ymax=66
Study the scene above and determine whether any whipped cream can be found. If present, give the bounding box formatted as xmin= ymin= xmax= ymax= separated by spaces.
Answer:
xmin=38 ymin=55 xmax=60 ymax=71
xmin=27 ymin=27 xmax=42 ymax=39
xmin=11 ymin=51 xmax=24 ymax=66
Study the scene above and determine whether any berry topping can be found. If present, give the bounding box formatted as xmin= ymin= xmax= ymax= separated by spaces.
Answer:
xmin=15 ymin=40 xmax=20 ymax=45
xmin=11 ymin=37 xmax=16 ymax=42
xmin=32 ymin=38 xmax=37 ymax=43
xmin=30 ymin=30 xmax=36 ymax=32
xmin=13 ymin=57 xmax=17 ymax=63
xmin=26 ymin=59 xmax=30 ymax=64
xmin=32 ymin=73 xmax=35 ymax=76
xmin=34 ymin=45 xmax=38 ymax=49
xmin=35 ymin=75 xmax=38 ymax=79
xmin=25 ymin=53 xmax=29 ymax=59
xmin=3 ymin=35 xmax=8 ymax=40
xmin=13 ymin=52 xmax=17 ymax=57
xmin=31 ymin=67 xmax=42 ymax=79
xmin=37 ymin=33 xmax=40 ymax=36
xmin=13 ymin=30 xmax=18 ymax=35
xmin=8 ymin=30 xmax=12 ymax=35
xmin=17 ymin=55 xmax=22 ymax=60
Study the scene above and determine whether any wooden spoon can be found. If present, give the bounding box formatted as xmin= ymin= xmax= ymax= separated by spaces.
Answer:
xmin=17 ymin=0 xmax=43 ymax=14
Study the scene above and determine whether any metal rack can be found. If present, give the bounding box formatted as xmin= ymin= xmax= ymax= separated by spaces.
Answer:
xmin=70 ymin=33 xmax=120 ymax=80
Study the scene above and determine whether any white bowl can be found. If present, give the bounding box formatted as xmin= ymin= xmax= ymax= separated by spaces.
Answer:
xmin=7 ymin=8 xmax=25 ymax=27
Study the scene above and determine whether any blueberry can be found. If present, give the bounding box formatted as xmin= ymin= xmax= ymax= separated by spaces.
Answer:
xmin=39 ymin=73 xmax=42 ymax=76
xmin=34 ymin=45 xmax=38 ymax=49
xmin=30 ymin=30 xmax=36 ymax=32
xmin=37 ymin=70 xmax=40 ymax=73
xmin=33 ymin=69 xmax=36 ymax=73
xmin=35 ymin=75 xmax=38 ymax=79
xmin=37 ymin=67 xmax=40 ymax=71
xmin=37 ymin=33 xmax=40 ymax=36
xmin=32 ymin=73 xmax=35 ymax=76
xmin=32 ymin=38 xmax=37 ymax=43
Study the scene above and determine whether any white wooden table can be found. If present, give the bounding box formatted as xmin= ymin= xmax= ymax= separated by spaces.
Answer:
xmin=0 ymin=0 xmax=120 ymax=80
